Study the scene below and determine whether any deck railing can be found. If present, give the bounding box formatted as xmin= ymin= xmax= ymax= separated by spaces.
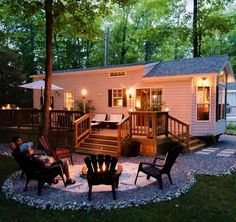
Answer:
xmin=168 ymin=114 xmax=190 ymax=151
xmin=73 ymin=113 xmax=91 ymax=148
xmin=0 ymin=109 xmax=82 ymax=130
xmin=129 ymin=111 xmax=168 ymax=137
xmin=0 ymin=109 xmax=190 ymax=152
xmin=117 ymin=115 xmax=132 ymax=156
xmin=128 ymin=111 xmax=190 ymax=151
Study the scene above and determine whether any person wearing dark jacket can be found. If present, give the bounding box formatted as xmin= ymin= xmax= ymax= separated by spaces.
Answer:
xmin=11 ymin=136 xmax=75 ymax=185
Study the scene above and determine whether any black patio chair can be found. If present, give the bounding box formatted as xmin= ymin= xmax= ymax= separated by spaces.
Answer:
xmin=134 ymin=144 xmax=182 ymax=189
xmin=12 ymin=151 xmax=66 ymax=195
xmin=84 ymin=154 xmax=123 ymax=200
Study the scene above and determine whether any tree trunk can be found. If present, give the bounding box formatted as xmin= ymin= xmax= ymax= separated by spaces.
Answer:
xmin=193 ymin=0 xmax=199 ymax=57
xmin=41 ymin=0 xmax=53 ymax=137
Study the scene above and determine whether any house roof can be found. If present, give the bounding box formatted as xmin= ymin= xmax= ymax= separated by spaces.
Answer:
xmin=145 ymin=55 xmax=229 ymax=77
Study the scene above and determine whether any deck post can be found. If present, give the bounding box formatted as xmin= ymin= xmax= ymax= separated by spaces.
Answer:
xmin=165 ymin=113 xmax=169 ymax=137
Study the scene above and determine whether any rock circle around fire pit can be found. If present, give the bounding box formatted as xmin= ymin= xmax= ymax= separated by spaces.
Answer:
xmin=2 ymin=158 xmax=196 ymax=211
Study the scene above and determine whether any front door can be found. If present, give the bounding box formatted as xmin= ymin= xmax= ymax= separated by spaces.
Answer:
xmin=135 ymin=88 xmax=163 ymax=111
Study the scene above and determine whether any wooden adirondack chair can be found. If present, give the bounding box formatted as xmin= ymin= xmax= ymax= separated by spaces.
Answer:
xmin=12 ymin=151 xmax=66 ymax=195
xmin=38 ymin=136 xmax=73 ymax=165
xmin=84 ymin=154 xmax=123 ymax=200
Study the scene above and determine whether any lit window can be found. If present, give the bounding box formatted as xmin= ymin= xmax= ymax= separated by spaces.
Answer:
xmin=216 ymin=86 xmax=226 ymax=120
xmin=196 ymin=86 xmax=210 ymax=121
xmin=113 ymin=89 xmax=123 ymax=107
xmin=64 ymin=91 xmax=74 ymax=110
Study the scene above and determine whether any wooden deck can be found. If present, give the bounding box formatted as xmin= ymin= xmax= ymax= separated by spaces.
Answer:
xmin=0 ymin=109 xmax=193 ymax=156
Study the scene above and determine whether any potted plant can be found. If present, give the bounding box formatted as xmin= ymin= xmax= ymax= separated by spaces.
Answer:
xmin=127 ymin=139 xmax=141 ymax=157
xmin=75 ymin=99 xmax=95 ymax=114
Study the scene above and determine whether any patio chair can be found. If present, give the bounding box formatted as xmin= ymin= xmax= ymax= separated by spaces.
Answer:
xmin=38 ymin=136 xmax=73 ymax=165
xmin=92 ymin=113 xmax=107 ymax=129
xmin=84 ymin=154 xmax=123 ymax=200
xmin=134 ymin=144 xmax=182 ymax=189
xmin=92 ymin=113 xmax=107 ymax=123
xmin=104 ymin=114 xmax=124 ymax=129
xmin=12 ymin=151 xmax=66 ymax=195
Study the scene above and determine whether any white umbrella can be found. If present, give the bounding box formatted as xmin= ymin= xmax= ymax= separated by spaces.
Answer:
xmin=19 ymin=80 xmax=63 ymax=108
xmin=19 ymin=80 xmax=63 ymax=90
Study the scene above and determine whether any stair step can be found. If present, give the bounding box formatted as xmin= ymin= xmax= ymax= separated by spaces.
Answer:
xmin=188 ymin=143 xmax=207 ymax=153
xmin=89 ymin=134 xmax=118 ymax=141
xmin=76 ymin=147 xmax=118 ymax=157
xmin=84 ymin=138 xmax=118 ymax=146
xmin=80 ymin=142 xmax=117 ymax=151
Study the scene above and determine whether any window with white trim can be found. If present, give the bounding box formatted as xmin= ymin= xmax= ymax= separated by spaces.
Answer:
xmin=216 ymin=86 xmax=226 ymax=120
xmin=108 ymin=89 xmax=127 ymax=107
xmin=196 ymin=86 xmax=210 ymax=121
xmin=113 ymin=89 xmax=123 ymax=107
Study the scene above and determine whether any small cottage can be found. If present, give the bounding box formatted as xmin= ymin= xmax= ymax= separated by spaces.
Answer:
xmin=32 ymin=55 xmax=235 ymax=138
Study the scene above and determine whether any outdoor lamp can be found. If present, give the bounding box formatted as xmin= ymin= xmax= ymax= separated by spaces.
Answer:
xmin=201 ymin=77 xmax=207 ymax=86
xmin=127 ymin=88 xmax=135 ymax=99
xmin=81 ymin=89 xmax=87 ymax=99
xmin=81 ymin=89 xmax=87 ymax=113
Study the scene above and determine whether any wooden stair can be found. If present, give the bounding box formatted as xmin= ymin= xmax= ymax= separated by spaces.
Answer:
xmin=75 ymin=134 xmax=119 ymax=157
xmin=188 ymin=137 xmax=207 ymax=153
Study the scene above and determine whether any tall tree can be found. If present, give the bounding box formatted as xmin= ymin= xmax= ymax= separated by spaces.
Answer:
xmin=192 ymin=0 xmax=234 ymax=57
xmin=193 ymin=0 xmax=198 ymax=57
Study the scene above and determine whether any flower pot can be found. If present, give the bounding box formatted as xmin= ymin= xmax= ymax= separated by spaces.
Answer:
xmin=128 ymin=140 xmax=141 ymax=157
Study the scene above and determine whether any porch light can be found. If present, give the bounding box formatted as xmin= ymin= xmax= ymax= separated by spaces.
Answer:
xmin=201 ymin=77 xmax=207 ymax=86
xmin=81 ymin=89 xmax=87 ymax=114
xmin=81 ymin=89 xmax=87 ymax=99
xmin=127 ymin=88 xmax=135 ymax=99
xmin=55 ymin=90 xmax=60 ymax=96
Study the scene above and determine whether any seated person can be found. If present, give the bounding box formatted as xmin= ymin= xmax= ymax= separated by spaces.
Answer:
xmin=11 ymin=136 xmax=75 ymax=185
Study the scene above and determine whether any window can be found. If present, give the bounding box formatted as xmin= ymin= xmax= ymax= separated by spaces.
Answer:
xmin=216 ymin=70 xmax=227 ymax=120
xmin=64 ymin=91 xmax=74 ymax=110
xmin=113 ymin=89 xmax=123 ymax=106
xmin=108 ymin=89 xmax=127 ymax=107
xmin=218 ymin=71 xmax=226 ymax=85
xmin=151 ymin=89 xmax=162 ymax=111
xmin=196 ymin=86 xmax=210 ymax=121
xmin=216 ymin=86 xmax=226 ymax=120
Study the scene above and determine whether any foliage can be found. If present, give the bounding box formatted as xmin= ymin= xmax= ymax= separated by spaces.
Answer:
xmin=75 ymin=99 xmax=96 ymax=114
xmin=226 ymin=123 xmax=236 ymax=135
xmin=0 ymin=0 xmax=236 ymax=111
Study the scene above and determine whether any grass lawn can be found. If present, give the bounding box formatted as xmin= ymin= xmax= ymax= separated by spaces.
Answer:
xmin=226 ymin=124 xmax=236 ymax=135
xmin=0 ymin=155 xmax=236 ymax=222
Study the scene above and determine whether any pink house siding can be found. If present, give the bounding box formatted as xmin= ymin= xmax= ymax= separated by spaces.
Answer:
xmin=31 ymin=55 xmax=234 ymax=137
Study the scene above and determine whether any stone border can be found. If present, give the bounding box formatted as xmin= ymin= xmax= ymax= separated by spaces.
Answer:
xmin=2 ymin=170 xmax=196 ymax=211
xmin=2 ymin=162 xmax=236 ymax=211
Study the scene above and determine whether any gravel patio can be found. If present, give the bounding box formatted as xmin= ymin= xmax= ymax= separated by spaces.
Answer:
xmin=1 ymin=134 xmax=236 ymax=211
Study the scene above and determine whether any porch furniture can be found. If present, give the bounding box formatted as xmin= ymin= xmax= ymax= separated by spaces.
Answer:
xmin=134 ymin=144 xmax=182 ymax=189
xmin=104 ymin=114 xmax=124 ymax=129
xmin=39 ymin=136 xmax=74 ymax=165
xmin=93 ymin=113 xmax=107 ymax=123
xmin=84 ymin=154 xmax=123 ymax=200
xmin=11 ymin=151 xmax=66 ymax=195
xmin=91 ymin=122 xmax=100 ymax=133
